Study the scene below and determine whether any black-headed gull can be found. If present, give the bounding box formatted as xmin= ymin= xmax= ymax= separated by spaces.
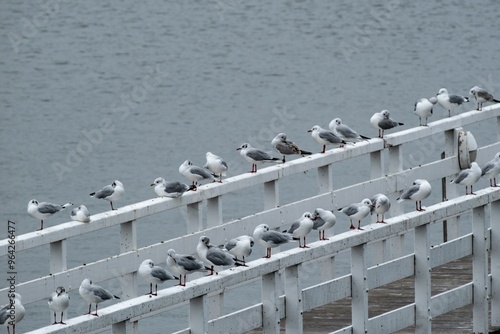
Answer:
xmin=138 ymin=259 xmax=177 ymax=296
xmin=370 ymin=110 xmax=404 ymax=138
xmin=312 ymin=208 xmax=336 ymax=240
xmin=436 ymin=88 xmax=469 ymax=117
xmin=204 ymin=152 xmax=228 ymax=182
xmin=397 ymin=179 xmax=432 ymax=211
xmin=253 ymin=224 xmax=294 ymax=258
xmin=470 ymin=86 xmax=500 ymax=111
xmin=450 ymin=162 xmax=481 ymax=195
xmin=284 ymin=212 xmax=315 ymax=248
xmin=338 ymin=199 xmax=372 ymax=230
xmin=237 ymin=143 xmax=280 ymax=173
xmin=414 ymin=97 xmax=437 ymax=126
xmin=179 ymin=160 xmax=217 ymax=189
xmin=1 ymin=293 xmax=25 ymax=334
xmin=329 ymin=118 xmax=370 ymax=146
xmin=308 ymin=125 xmax=346 ymax=153
xmin=271 ymin=133 xmax=312 ymax=163
xmin=166 ymin=249 xmax=209 ymax=286
xmin=48 ymin=286 xmax=69 ymax=325
xmin=79 ymin=278 xmax=120 ymax=316
xmin=71 ymin=205 xmax=90 ymax=223
xmin=223 ymin=235 xmax=254 ymax=265
xmin=90 ymin=180 xmax=124 ymax=211
xmin=150 ymin=177 xmax=195 ymax=198
xmin=197 ymin=236 xmax=243 ymax=275
xmin=27 ymin=200 xmax=73 ymax=230
xmin=370 ymin=193 xmax=391 ymax=223
xmin=481 ymin=152 xmax=500 ymax=187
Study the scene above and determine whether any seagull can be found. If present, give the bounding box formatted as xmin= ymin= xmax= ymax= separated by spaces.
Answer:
xmin=311 ymin=208 xmax=336 ymax=240
xmin=138 ymin=259 xmax=177 ymax=296
xmin=308 ymin=125 xmax=346 ymax=153
xmin=70 ymin=205 xmax=90 ymax=223
xmin=481 ymin=152 xmax=500 ymax=187
xmin=370 ymin=193 xmax=391 ymax=223
xmin=436 ymin=88 xmax=469 ymax=117
xmin=370 ymin=110 xmax=404 ymax=138
xmin=204 ymin=152 xmax=228 ymax=182
xmin=179 ymin=160 xmax=217 ymax=188
xmin=236 ymin=143 xmax=280 ymax=173
xmin=48 ymin=286 xmax=69 ymax=325
xmin=328 ymin=118 xmax=370 ymax=146
xmin=414 ymin=97 xmax=437 ymax=126
xmin=253 ymin=224 xmax=294 ymax=258
xmin=150 ymin=177 xmax=195 ymax=198
xmin=27 ymin=199 xmax=73 ymax=230
xmin=90 ymin=180 xmax=124 ymax=211
xmin=79 ymin=278 xmax=120 ymax=316
xmin=338 ymin=199 xmax=372 ymax=230
xmin=284 ymin=212 xmax=315 ymax=248
xmin=223 ymin=235 xmax=254 ymax=265
xmin=450 ymin=162 xmax=482 ymax=195
xmin=197 ymin=236 xmax=243 ymax=275
xmin=397 ymin=179 xmax=432 ymax=211
xmin=1 ymin=293 xmax=25 ymax=334
xmin=166 ymin=249 xmax=210 ymax=286
xmin=271 ymin=133 xmax=312 ymax=163
xmin=470 ymin=86 xmax=500 ymax=111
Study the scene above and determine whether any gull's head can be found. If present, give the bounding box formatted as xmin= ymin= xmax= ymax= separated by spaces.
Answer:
xmin=495 ymin=152 xmax=500 ymax=160
xmin=56 ymin=286 xmax=66 ymax=295
xmin=429 ymin=96 xmax=438 ymax=104
xmin=167 ymin=249 xmax=176 ymax=257
xmin=362 ymin=198 xmax=372 ymax=207
xmin=308 ymin=125 xmax=320 ymax=133
xmin=255 ymin=224 xmax=269 ymax=232
xmin=29 ymin=199 xmax=39 ymax=207
xmin=437 ymin=88 xmax=448 ymax=96
xmin=237 ymin=143 xmax=249 ymax=151
xmin=277 ymin=133 xmax=287 ymax=141
xmin=334 ymin=118 xmax=342 ymax=126
xmin=151 ymin=177 xmax=165 ymax=187
xmin=470 ymin=86 xmax=481 ymax=96
xmin=302 ymin=212 xmax=314 ymax=220
xmin=200 ymin=236 xmax=210 ymax=246
xmin=112 ymin=180 xmax=123 ymax=188
xmin=381 ymin=110 xmax=390 ymax=118
xmin=413 ymin=179 xmax=425 ymax=186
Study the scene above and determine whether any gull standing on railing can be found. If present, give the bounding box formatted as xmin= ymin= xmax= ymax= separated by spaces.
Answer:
xmin=481 ymin=152 xmax=500 ymax=187
xmin=1 ymin=293 xmax=25 ymax=334
xmin=237 ymin=143 xmax=280 ymax=173
xmin=253 ymin=224 xmax=294 ymax=258
xmin=223 ymin=235 xmax=254 ymax=266
xmin=89 ymin=180 xmax=124 ymax=211
xmin=470 ymin=86 xmax=500 ymax=111
xmin=79 ymin=278 xmax=120 ymax=317
xmin=138 ymin=259 xmax=177 ymax=296
xmin=308 ymin=125 xmax=346 ymax=153
xmin=338 ymin=199 xmax=372 ymax=230
xmin=284 ymin=212 xmax=315 ymax=248
xmin=311 ymin=208 xmax=336 ymax=240
xmin=370 ymin=110 xmax=404 ymax=138
xmin=150 ymin=177 xmax=195 ymax=198
xmin=27 ymin=199 xmax=73 ymax=230
xmin=397 ymin=179 xmax=432 ymax=211
xmin=329 ymin=118 xmax=370 ymax=146
xmin=370 ymin=193 xmax=391 ymax=223
xmin=166 ymin=249 xmax=209 ymax=286
xmin=197 ymin=236 xmax=243 ymax=275
xmin=436 ymin=88 xmax=469 ymax=117
xmin=48 ymin=286 xmax=69 ymax=325
xmin=70 ymin=205 xmax=90 ymax=223
xmin=179 ymin=160 xmax=217 ymax=189
xmin=271 ymin=132 xmax=312 ymax=163
xmin=413 ymin=97 xmax=437 ymax=126
xmin=204 ymin=152 xmax=228 ymax=182
xmin=450 ymin=162 xmax=481 ymax=195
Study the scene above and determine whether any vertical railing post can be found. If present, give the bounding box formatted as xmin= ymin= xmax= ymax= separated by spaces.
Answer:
xmin=262 ymin=271 xmax=280 ymax=334
xmin=388 ymin=145 xmax=404 ymax=258
xmin=207 ymin=292 xmax=224 ymax=320
xmin=370 ymin=150 xmax=387 ymax=264
xmin=187 ymin=202 xmax=203 ymax=233
xmin=49 ymin=240 xmax=67 ymax=274
xmin=443 ymin=129 xmax=460 ymax=240
xmin=190 ymin=295 xmax=208 ymax=334
xmin=207 ymin=196 xmax=222 ymax=228
xmin=120 ymin=220 xmax=138 ymax=334
xmin=415 ymin=223 xmax=431 ymax=333
xmin=491 ymin=199 xmax=500 ymax=326
xmin=112 ymin=321 xmax=138 ymax=334
xmin=285 ymin=264 xmax=303 ymax=334
xmin=473 ymin=204 xmax=489 ymax=333
xmin=264 ymin=180 xmax=279 ymax=210
xmin=317 ymin=164 xmax=333 ymax=194
xmin=351 ymin=243 xmax=368 ymax=334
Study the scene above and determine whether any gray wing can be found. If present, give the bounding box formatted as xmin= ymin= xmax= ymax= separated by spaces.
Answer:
xmin=378 ymin=118 xmax=401 ymax=130
xmin=313 ymin=217 xmax=326 ymax=229
xmin=319 ymin=131 xmax=343 ymax=144
xmin=400 ymin=185 xmax=420 ymax=200
xmin=275 ymin=142 xmax=298 ymax=155
xmin=220 ymin=159 xmax=228 ymax=169
xmin=151 ymin=267 xmax=175 ymax=281
xmin=247 ymin=149 xmax=275 ymax=161
xmin=38 ymin=203 xmax=61 ymax=214
xmin=91 ymin=286 xmax=114 ymax=301
xmin=165 ymin=182 xmax=189 ymax=193
xmin=206 ymin=248 xmax=233 ymax=266
xmin=481 ymin=161 xmax=495 ymax=176
xmin=287 ymin=221 xmax=301 ymax=234
xmin=94 ymin=185 xmax=114 ymax=199
xmin=452 ymin=170 xmax=469 ymax=184
xmin=224 ymin=239 xmax=238 ymax=252
xmin=262 ymin=230 xmax=292 ymax=245
xmin=449 ymin=95 xmax=467 ymax=105
xmin=0 ymin=304 xmax=9 ymax=325
xmin=337 ymin=124 xmax=359 ymax=139
xmin=341 ymin=204 xmax=359 ymax=216
xmin=177 ymin=255 xmax=204 ymax=271
xmin=190 ymin=166 xmax=214 ymax=178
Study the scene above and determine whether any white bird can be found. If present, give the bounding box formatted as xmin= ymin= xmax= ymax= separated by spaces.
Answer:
xmin=179 ymin=160 xmax=217 ymax=188
xmin=414 ymin=97 xmax=437 ymax=126
xmin=481 ymin=152 xmax=500 ymax=187
xmin=150 ymin=177 xmax=195 ymax=198
xmin=223 ymin=235 xmax=254 ymax=265
xmin=397 ymin=179 xmax=432 ymax=211
xmin=338 ymin=199 xmax=372 ymax=230
xmin=1 ymin=293 xmax=25 ymax=334
xmin=70 ymin=205 xmax=90 ymax=223
xmin=470 ymin=86 xmax=500 ymax=111
xmin=197 ymin=236 xmax=242 ymax=275
xmin=204 ymin=152 xmax=228 ymax=182
xmin=90 ymin=180 xmax=124 ymax=211
xmin=436 ymin=88 xmax=469 ymax=117
xmin=450 ymin=162 xmax=482 ymax=195
xmin=328 ymin=118 xmax=370 ymax=145
xmin=253 ymin=224 xmax=294 ymax=258
xmin=166 ymin=249 xmax=209 ymax=286
xmin=79 ymin=278 xmax=120 ymax=316
xmin=308 ymin=125 xmax=346 ymax=153
xmin=311 ymin=208 xmax=336 ymax=240
xmin=284 ymin=212 xmax=315 ymax=248
xmin=27 ymin=199 xmax=73 ymax=230
xmin=370 ymin=193 xmax=391 ymax=223
xmin=236 ymin=143 xmax=280 ymax=173
xmin=48 ymin=286 xmax=69 ymax=325
xmin=370 ymin=110 xmax=404 ymax=138
xmin=138 ymin=259 xmax=177 ymax=296
xmin=271 ymin=133 xmax=312 ymax=163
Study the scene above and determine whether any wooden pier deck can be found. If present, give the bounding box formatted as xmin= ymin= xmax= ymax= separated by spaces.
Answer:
xmin=248 ymin=255 xmax=500 ymax=333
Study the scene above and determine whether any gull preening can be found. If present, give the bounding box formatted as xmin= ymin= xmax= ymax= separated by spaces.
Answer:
xmin=481 ymin=152 xmax=500 ymax=187
xmin=436 ymin=88 xmax=469 ymax=117
xmin=179 ymin=160 xmax=217 ymax=189
xmin=27 ymin=199 xmax=73 ymax=230
xmin=271 ymin=133 xmax=312 ymax=163
xmin=166 ymin=249 xmax=209 ymax=286
xmin=204 ymin=152 xmax=228 ymax=182
xmin=237 ymin=143 xmax=280 ymax=173
xmin=414 ymin=97 xmax=437 ymax=126
xmin=253 ymin=224 xmax=294 ymax=258
xmin=79 ymin=278 xmax=120 ymax=317
xmin=284 ymin=212 xmax=315 ymax=248
xmin=151 ymin=177 xmax=195 ymax=198
xmin=138 ymin=259 xmax=177 ymax=296
xmin=338 ymin=199 xmax=372 ymax=230
xmin=311 ymin=208 xmax=336 ymax=240
xmin=308 ymin=125 xmax=346 ymax=153
xmin=1 ymin=293 xmax=25 ymax=334
xmin=397 ymin=179 xmax=432 ymax=211
xmin=370 ymin=193 xmax=391 ymax=223
xmin=470 ymin=86 xmax=500 ymax=111
xmin=70 ymin=205 xmax=90 ymax=223
xmin=90 ymin=180 xmax=124 ymax=211
xmin=370 ymin=110 xmax=404 ymax=138
xmin=450 ymin=162 xmax=481 ymax=195
xmin=223 ymin=235 xmax=254 ymax=265
xmin=48 ymin=286 xmax=69 ymax=325
xmin=328 ymin=118 xmax=370 ymax=145
xmin=196 ymin=236 xmax=243 ymax=275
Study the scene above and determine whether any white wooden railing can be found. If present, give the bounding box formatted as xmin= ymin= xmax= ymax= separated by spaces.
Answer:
xmin=2 ymin=105 xmax=500 ymax=333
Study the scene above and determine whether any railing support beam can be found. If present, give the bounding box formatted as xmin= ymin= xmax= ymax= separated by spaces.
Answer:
xmin=472 ymin=204 xmax=489 ymax=333
xmin=415 ymin=223 xmax=431 ymax=333
xmin=285 ymin=264 xmax=303 ymax=333
xmin=262 ymin=271 xmax=280 ymax=334
xmin=352 ymin=243 xmax=368 ymax=334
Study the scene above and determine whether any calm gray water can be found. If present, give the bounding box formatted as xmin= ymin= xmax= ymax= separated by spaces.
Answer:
xmin=1 ymin=0 xmax=500 ymax=332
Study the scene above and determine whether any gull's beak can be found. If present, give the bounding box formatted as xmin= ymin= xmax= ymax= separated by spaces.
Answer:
xmin=307 ymin=129 xmax=313 ymax=132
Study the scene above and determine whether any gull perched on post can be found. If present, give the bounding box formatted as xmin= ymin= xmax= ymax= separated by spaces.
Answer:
xmin=470 ymin=86 xmax=500 ymax=111
xmin=204 ymin=152 xmax=228 ymax=182
xmin=27 ymin=199 xmax=73 ymax=230
xmin=450 ymin=162 xmax=481 ymax=195
xmin=370 ymin=110 xmax=404 ymax=138
xmin=328 ymin=118 xmax=370 ymax=145
xmin=79 ymin=278 xmax=120 ymax=317
xmin=436 ymin=88 xmax=469 ymax=117
xmin=90 ymin=180 xmax=124 ymax=211
xmin=338 ymin=199 xmax=372 ymax=230
xmin=397 ymin=179 xmax=432 ymax=211
xmin=48 ymin=286 xmax=69 ymax=325
xmin=237 ymin=143 xmax=280 ymax=173
xmin=151 ymin=177 xmax=195 ymax=198
xmin=311 ymin=208 xmax=336 ymax=240
xmin=166 ymin=249 xmax=210 ymax=286
xmin=308 ymin=125 xmax=346 ymax=153
xmin=414 ymin=97 xmax=437 ymax=126
xmin=253 ymin=224 xmax=294 ymax=258
xmin=271 ymin=133 xmax=312 ymax=163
